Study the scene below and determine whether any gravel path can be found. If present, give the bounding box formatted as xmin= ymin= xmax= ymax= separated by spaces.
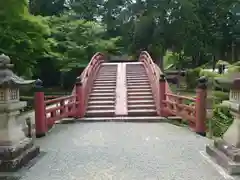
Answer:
xmin=16 ymin=122 xmax=239 ymax=180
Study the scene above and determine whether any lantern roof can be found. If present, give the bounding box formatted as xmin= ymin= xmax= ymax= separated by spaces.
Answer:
xmin=0 ymin=54 xmax=35 ymax=87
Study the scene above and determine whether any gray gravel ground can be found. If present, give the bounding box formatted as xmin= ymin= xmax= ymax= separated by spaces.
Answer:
xmin=15 ymin=122 xmax=240 ymax=180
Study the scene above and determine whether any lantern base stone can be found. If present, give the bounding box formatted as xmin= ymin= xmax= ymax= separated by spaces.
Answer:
xmin=0 ymin=138 xmax=40 ymax=172
xmin=206 ymin=140 xmax=240 ymax=175
xmin=206 ymin=139 xmax=240 ymax=175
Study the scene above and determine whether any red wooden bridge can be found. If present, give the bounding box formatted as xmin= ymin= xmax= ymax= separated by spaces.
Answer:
xmin=34 ymin=51 xmax=207 ymax=137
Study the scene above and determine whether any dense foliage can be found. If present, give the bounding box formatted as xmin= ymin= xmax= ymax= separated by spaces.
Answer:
xmin=0 ymin=0 xmax=239 ymax=86
xmin=209 ymin=105 xmax=234 ymax=137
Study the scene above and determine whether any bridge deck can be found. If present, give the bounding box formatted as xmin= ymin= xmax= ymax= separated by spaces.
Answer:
xmin=11 ymin=122 xmax=238 ymax=180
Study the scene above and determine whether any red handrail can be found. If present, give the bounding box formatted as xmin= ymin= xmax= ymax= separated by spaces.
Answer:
xmin=80 ymin=52 xmax=105 ymax=81
xmin=139 ymin=51 xmax=160 ymax=114
xmin=71 ymin=52 xmax=105 ymax=116
xmin=139 ymin=51 xmax=174 ymax=114
xmin=139 ymin=51 xmax=172 ymax=93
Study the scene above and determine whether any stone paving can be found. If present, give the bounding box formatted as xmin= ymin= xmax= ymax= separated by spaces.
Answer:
xmin=8 ymin=122 xmax=240 ymax=180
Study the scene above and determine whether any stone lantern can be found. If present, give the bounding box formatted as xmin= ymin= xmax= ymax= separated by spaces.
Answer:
xmin=206 ymin=76 xmax=240 ymax=175
xmin=0 ymin=54 xmax=39 ymax=172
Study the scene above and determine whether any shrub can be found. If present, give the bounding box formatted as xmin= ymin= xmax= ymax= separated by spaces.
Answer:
xmin=232 ymin=61 xmax=240 ymax=66
xmin=208 ymin=104 xmax=233 ymax=137
xmin=227 ymin=65 xmax=240 ymax=73
xmin=212 ymin=91 xmax=229 ymax=104
xmin=216 ymin=60 xmax=230 ymax=66
xmin=200 ymin=69 xmax=220 ymax=79
xmin=185 ymin=67 xmax=202 ymax=89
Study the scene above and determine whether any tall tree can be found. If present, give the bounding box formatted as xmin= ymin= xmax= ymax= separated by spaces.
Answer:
xmin=0 ymin=0 xmax=51 ymax=76
xmin=29 ymin=0 xmax=67 ymax=16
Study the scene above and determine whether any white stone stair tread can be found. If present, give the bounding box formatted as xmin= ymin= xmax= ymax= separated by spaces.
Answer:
xmin=87 ymin=105 xmax=114 ymax=109
xmin=92 ymin=89 xmax=115 ymax=93
xmin=90 ymin=92 xmax=114 ymax=95
xmin=86 ymin=110 xmax=115 ymax=113
xmin=128 ymin=109 xmax=157 ymax=112
xmin=128 ymin=85 xmax=150 ymax=89
xmin=94 ymin=80 xmax=116 ymax=83
xmin=128 ymin=100 xmax=155 ymax=104
xmin=88 ymin=100 xmax=115 ymax=105
xmin=128 ymin=92 xmax=152 ymax=95
xmin=93 ymin=86 xmax=115 ymax=89
xmin=89 ymin=96 xmax=115 ymax=100
xmin=128 ymin=88 xmax=151 ymax=92
xmin=128 ymin=104 xmax=155 ymax=108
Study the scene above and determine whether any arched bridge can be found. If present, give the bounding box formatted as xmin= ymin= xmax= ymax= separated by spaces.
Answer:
xmin=34 ymin=51 xmax=207 ymax=137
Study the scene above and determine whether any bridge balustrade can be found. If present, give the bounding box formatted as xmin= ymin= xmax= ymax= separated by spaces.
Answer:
xmin=34 ymin=52 xmax=105 ymax=137
xmin=140 ymin=51 xmax=207 ymax=136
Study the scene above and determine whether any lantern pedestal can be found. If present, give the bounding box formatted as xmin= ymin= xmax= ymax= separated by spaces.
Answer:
xmin=0 ymin=101 xmax=40 ymax=172
xmin=0 ymin=54 xmax=40 ymax=172
xmin=206 ymin=100 xmax=240 ymax=175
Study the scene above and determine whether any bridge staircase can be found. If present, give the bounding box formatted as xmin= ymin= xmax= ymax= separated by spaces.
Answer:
xmin=126 ymin=63 xmax=157 ymax=116
xmin=86 ymin=64 xmax=117 ymax=117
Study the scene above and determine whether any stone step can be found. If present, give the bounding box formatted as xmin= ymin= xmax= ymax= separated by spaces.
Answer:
xmin=79 ymin=116 xmax=166 ymax=122
xmin=128 ymin=85 xmax=151 ymax=89
xmin=94 ymin=80 xmax=116 ymax=83
xmin=89 ymin=96 xmax=115 ymax=101
xmin=97 ymin=75 xmax=116 ymax=77
xmin=128 ymin=95 xmax=153 ymax=101
xmin=128 ymin=99 xmax=155 ymax=105
xmin=127 ymin=79 xmax=149 ymax=83
xmin=127 ymin=82 xmax=150 ymax=86
xmin=87 ymin=105 xmax=115 ymax=111
xmin=78 ymin=116 xmax=167 ymax=122
xmin=90 ymin=93 xmax=115 ymax=97
xmin=88 ymin=100 xmax=115 ymax=106
xmin=127 ymin=77 xmax=148 ymax=80
xmin=98 ymin=73 xmax=117 ymax=76
xmin=127 ymin=88 xmax=152 ymax=93
xmin=94 ymin=83 xmax=116 ymax=86
xmin=128 ymin=104 xmax=156 ymax=109
xmin=127 ymin=74 xmax=147 ymax=77
xmin=128 ymin=92 xmax=152 ymax=96
xmin=92 ymin=86 xmax=116 ymax=90
xmin=96 ymin=77 xmax=116 ymax=80
xmin=85 ymin=110 xmax=115 ymax=117
xmin=92 ymin=89 xmax=115 ymax=93
xmin=127 ymin=68 xmax=145 ymax=70
xmin=100 ymin=68 xmax=117 ymax=70
xmin=127 ymin=69 xmax=145 ymax=71
xmin=126 ymin=73 xmax=146 ymax=76
xmin=128 ymin=109 xmax=157 ymax=116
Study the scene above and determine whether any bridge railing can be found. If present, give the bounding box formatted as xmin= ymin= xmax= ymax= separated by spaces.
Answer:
xmin=140 ymin=51 xmax=207 ymax=136
xmin=44 ymin=95 xmax=77 ymax=128
xmin=34 ymin=52 xmax=105 ymax=137
xmin=72 ymin=52 xmax=105 ymax=116
xmin=139 ymin=51 xmax=173 ymax=115
xmin=139 ymin=51 xmax=161 ymax=115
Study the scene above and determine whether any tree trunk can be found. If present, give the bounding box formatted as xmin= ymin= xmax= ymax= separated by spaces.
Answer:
xmin=159 ymin=54 xmax=164 ymax=73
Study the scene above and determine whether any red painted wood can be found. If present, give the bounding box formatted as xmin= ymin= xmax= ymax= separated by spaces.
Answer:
xmin=44 ymin=95 xmax=76 ymax=125
xmin=159 ymin=78 xmax=166 ymax=116
xmin=76 ymin=81 xmax=83 ymax=118
xmin=195 ymin=88 xmax=207 ymax=135
xmin=139 ymin=52 xmax=160 ymax=113
xmin=34 ymin=91 xmax=47 ymax=136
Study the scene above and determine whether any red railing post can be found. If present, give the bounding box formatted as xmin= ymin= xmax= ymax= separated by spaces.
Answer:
xmin=195 ymin=76 xmax=208 ymax=136
xmin=34 ymin=79 xmax=47 ymax=137
xmin=159 ymin=74 xmax=166 ymax=116
xmin=75 ymin=77 xmax=84 ymax=118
